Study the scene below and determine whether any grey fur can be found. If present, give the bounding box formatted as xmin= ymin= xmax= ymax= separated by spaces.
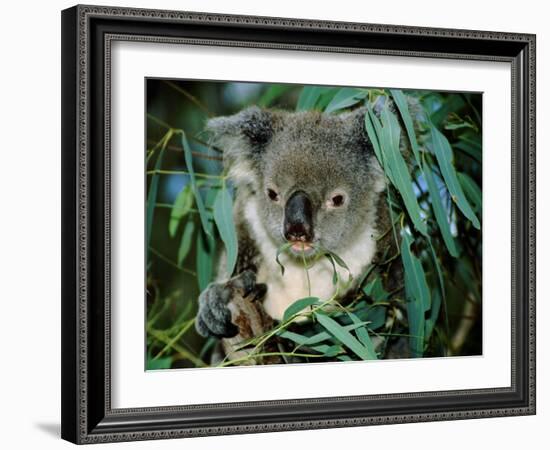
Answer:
xmin=195 ymin=100 xmax=414 ymax=352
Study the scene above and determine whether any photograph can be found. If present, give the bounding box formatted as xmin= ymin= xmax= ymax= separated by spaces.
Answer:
xmin=145 ymin=79 xmax=483 ymax=370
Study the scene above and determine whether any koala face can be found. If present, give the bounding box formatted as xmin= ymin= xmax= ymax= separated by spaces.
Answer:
xmin=208 ymin=106 xmax=385 ymax=259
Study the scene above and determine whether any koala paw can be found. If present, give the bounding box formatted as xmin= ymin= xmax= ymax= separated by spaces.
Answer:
xmin=195 ymin=270 xmax=267 ymax=339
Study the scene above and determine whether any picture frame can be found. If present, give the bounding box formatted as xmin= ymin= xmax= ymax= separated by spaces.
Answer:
xmin=61 ymin=4 xmax=536 ymax=444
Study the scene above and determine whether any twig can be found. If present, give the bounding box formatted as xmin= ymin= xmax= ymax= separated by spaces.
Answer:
xmin=146 ymin=169 xmax=225 ymax=180
xmin=147 ymin=139 xmax=223 ymax=160
xmin=148 ymin=328 xmax=206 ymax=368
xmin=148 ymin=247 xmax=196 ymax=276
xmin=162 ymin=80 xmax=213 ymax=117
xmin=153 ymin=319 xmax=195 ymax=360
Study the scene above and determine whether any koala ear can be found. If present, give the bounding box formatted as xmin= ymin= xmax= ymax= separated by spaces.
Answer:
xmin=207 ymin=106 xmax=275 ymax=151
xmin=342 ymin=106 xmax=372 ymax=152
xmin=206 ymin=106 xmax=276 ymax=187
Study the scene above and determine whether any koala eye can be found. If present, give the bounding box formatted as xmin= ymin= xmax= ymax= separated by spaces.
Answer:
xmin=267 ymin=188 xmax=279 ymax=202
xmin=327 ymin=193 xmax=346 ymax=209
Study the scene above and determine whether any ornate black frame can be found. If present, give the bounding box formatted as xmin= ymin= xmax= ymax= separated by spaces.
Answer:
xmin=61 ymin=4 xmax=536 ymax=444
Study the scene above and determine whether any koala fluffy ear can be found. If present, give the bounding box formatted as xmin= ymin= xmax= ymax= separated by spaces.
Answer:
xmin=207 ymin=106 xmax=275 ymax=150
xmin=206 ymin=106 xmax=276 ymax=187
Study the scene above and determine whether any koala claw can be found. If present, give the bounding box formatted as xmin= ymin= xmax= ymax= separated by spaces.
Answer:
xmin=195 ymin=270 xmax=264 ymax=338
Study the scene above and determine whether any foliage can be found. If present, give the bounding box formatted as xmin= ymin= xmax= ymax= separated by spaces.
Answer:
xmin=145 ymin=80 xmax=482 ymax=369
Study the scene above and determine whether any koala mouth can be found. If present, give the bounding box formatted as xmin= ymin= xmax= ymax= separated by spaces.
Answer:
xmin=290 ymin=241 xmax=312 ymax=251
xmin=288 ymin=241 xmax=317 ymax=258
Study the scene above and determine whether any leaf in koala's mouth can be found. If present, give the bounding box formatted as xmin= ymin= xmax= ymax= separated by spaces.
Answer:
xmin=318 ymin=246 xmax=353 ymax=286
xmin=275 ymin=242 xmax=293 ymax=276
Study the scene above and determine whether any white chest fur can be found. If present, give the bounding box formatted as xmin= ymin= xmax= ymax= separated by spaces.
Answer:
xmin=244 ymin=200 xmax=378 ymax=321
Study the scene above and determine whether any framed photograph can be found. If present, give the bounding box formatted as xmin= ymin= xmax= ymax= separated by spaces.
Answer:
xmin=61 ymin=4 xmax=536 ymax=444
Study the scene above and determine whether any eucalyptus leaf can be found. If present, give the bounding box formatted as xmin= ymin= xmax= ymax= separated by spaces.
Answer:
xmin=282 ymin=296 xmax=320 ymax=322
xmin=324 ymin=88 xmax=368 ymax=114
xmin=401 ymin=232 xmax=429 ymax=357
xmin=180 ymin=132 xmax=211 ymax=236
xmin=321 ymin=248 xmax=352 ymax=285
xmin=315 ymin=313 xmax=376 ymax=360
xmin=279 ymin=322 xmax=370 ymax=346
xmin=196 ymin=211 xmax=215 ymax=291
xmin=390 ymin=89 xmax=422 ymax=166
xmin=147 ymin=132 xmax=170 ymax=248
xmin=425 ymin=288 xmax=442 ymax=340
xmin=430 ymin=126 xmax=480 ymax=229
xmin=423 ymin=163 xmax=459 ymax=257
xmin=362 ymin=278 xmax=390 ymax=302
xmin=313 ymin=344 xmax=343 ymax=357
xmin=454 ymin=133 xmax=482 ymax=162
xmin=146 ymin=355 xmax=172 ymax=370
xmin=213 ymin=186 xmax=238 ymax=276
xmin=348 ymin=312 xmax=378 ymax=359
xmin=458 ymin=172 xmax=482 ymax=214
xmin=379 ymin=106 xmax=428 ymax=235
xmin=169 ymin=183 xmax=193 ymax=238
xmin=275 ymin=243 xmax=293 ymax=275
xmin=364 ymin=107 xmax=383 ymax=163
xmin=258 ymin=85 xmax=291 ymax=107
xmin=177 ymin=220 xmax=196 ymax=265
xmin=296 ymin=86 xmax=327 ymax=111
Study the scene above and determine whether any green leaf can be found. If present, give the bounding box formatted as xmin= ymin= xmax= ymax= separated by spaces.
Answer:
xmin=177 ymin=220 xmax=195 ymax=265
xmin=364 ymin=107 xmax=383 ymax=163
xmin=296 ymin=86 xmax=327 ymax=111
xmin=282 ymin=296 xmax=320 ymax=322
xmin=458 ymin=172 xmax=482 ymax=214
xmin=390 ymin=89 xmax=422 ymax=166
xmin=423 ymin=162 xmax=459 ymax=257
xmin=454 ymin=133 xmax=481 ymax=162
xmin=169 ymin=184 xmax=193 ymax=237
xmin=324 ymin=88 xmax=368 ymax=114
xmin=430 ymin=95 xmax=466 ymax=127
xmin=379 ymin=106 xmax=428 ymax=236
xmin=316 ymin=88 xmax=339 ymax=110
xmin=275 ymin=243 xmax=293 ymax=275
xmin=196 ymin=223 xmax=215 ymax=291
xmin=258 ymin=85 xmax=291 ymax=107
xmin=401 ymin=232 xmax=429 ymax=357
xmin=279 ymin=322 xmax=370 ymax=346
xmin=427 ymin=236 xmax=446 ymax=312
xmin=322 ymin=249 xmax=352 ymax=285
xmin=146 ymin=355 xmax=172 ymax=370
xmin=444 ymin=122 xmax=476 ymax=131
xmin=362 ymin=278 xmax=390 ymax=302
xmin=147 ymin=132 xmax=171 ymax=248
xmin=180 ymin=132 xmax=211 ymax=236
xmin=348 ymin=312 xmax=378 ymax=359
xmin=315 ymin=313 xmax=376 ymax=360
xmin=425 ymin=288 xmax=442 ymax=341
xmin=311 ymin=344 xmax=343 ymax=357
xmin=366 ymin=305 xmax=387 ymax=330
xmin=213 ymin=186 xmax=238 ymax=277
xmin=430 ymin=126 xmax=480 ymax=229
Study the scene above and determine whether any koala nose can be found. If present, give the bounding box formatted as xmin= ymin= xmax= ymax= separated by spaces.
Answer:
xmin=284 ymin=190 xmax=314 ymax=242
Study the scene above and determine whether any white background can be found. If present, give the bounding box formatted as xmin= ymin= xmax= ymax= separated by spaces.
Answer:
xmin=0 ymin=0 xmax=546 ymax=449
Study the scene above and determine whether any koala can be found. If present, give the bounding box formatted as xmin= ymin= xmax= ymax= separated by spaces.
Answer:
xmin=195 ymin=98 xmax=410 ymax=359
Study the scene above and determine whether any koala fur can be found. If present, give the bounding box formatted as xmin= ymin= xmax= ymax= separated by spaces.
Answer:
xmin=195 ymin=97 xmax=413 ymax=360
